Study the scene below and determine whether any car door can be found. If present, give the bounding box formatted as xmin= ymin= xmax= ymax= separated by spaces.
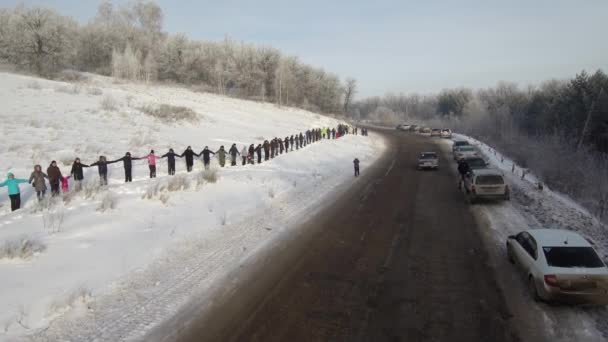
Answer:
xmin=519 ymin=233 xmax=538 ymax=273
xmin=512 ymin=233 xmax=534 ymax=271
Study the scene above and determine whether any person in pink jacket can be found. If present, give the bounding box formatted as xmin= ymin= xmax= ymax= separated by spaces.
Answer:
xmin=61 ymin=175 xmax=71 ymax=193
xmin=143 ymin=150 xmax=161 ymax=178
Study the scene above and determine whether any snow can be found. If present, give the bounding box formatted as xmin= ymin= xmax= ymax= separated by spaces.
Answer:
xmin=0 ymin=72 xmax=385 ymax=341
xmin=439 ymin=133 xmax=608 ymax=341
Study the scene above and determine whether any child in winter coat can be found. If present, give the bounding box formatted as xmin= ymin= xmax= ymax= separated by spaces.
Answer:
xmin=61 ymin=175 xmax=71 ymax=193
xmin=0 ymin=172 xmax=29 ymax=211
xmin=143 ymin=150 xmax=161 ymax=178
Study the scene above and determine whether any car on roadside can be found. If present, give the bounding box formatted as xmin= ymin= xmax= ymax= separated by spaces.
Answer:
xmin=462 ymin=168 xmax=510 ymax=203
xmin=452 ymin=140 xmax=470 ymax=154
xmin=441 ymin=129 xmax=452 ymax=139
xmin=461 ymin=156 xmax=488 ymax=170
xmin=409 ymin=125 xmax=419 ymax=132
xmin=506 ymin=229 xmax=608 ymax=305
xmin=431 ymin=128 xmax=442 ymax=137
xmin=417 ymin=152 xmax=439 ymax=170
xmin=420 ymin=127 xmax=432 ymax=136
xmin=453 ymin=145 xmax=478 ymax=160
xmin=396 ymin=124 xmax=410 ymax=131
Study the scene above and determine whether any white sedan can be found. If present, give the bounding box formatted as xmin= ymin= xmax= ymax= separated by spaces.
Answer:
xmin=507 ymin=229 xmax=608 ymax=304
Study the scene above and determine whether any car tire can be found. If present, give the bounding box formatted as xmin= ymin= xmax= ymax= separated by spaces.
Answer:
xmin=528 ymin=276 xmax=541 ymax=302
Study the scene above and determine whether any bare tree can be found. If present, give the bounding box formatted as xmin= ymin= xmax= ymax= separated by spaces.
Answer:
xmin=343 ymin=78 xmax=357 ymax=114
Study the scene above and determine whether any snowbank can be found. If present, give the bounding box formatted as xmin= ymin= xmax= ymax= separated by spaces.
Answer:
xmin=0 ymin=72 xmax=385 ymax=341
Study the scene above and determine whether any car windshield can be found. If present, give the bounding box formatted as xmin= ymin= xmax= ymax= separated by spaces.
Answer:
xmin=475 ymin=175 xmax=503 ymax=185
xmin=465 ymin=158 xmax=486 ymax=169
xmin=543 ymin=247 xmax=605 ymax=268
xmin=458 ymin=146 xmax=475 ymax=152
xmin=420 ymin=153 xmax=437 ymax=159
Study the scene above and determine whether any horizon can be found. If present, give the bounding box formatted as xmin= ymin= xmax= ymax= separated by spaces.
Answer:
xmin=1 ymin=0 xmax=607 ymax=98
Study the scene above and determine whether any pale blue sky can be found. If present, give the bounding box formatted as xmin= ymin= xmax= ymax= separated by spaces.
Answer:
xmin=2 ymin=0 xmax=607 ymax=97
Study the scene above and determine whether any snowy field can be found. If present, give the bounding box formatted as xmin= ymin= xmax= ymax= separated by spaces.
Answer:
xmin=0 ymin=72 xmax=385 ymax=341
xmin=437 ymin=134 xmax=608 ymax=342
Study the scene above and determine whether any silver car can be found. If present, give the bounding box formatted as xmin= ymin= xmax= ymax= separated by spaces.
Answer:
xmin=463 ymin=168 xmax=510 ymax=203
xmin=507 ymin=229 xmax=608 ymax=304
xmin=417 ymin=152 xmax=439 ymax=170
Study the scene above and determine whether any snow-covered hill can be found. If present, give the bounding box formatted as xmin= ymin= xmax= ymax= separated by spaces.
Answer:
xmin=0 ymin=72 xmax=385 ymax=341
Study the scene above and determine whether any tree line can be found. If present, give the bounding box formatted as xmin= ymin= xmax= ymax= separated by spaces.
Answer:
xmin=0 ymin=1 xmax=355 ymax=114
xmin=353 ymin=70 xmax=608 ymax=221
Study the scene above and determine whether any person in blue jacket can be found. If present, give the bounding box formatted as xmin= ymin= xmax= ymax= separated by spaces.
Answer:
xmin=0 ymin=172 xmax=30 ymax=211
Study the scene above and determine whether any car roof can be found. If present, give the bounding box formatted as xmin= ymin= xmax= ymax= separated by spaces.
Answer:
xmin=471 ymin=168 xmax=502 ymax=176
xmin=454 ymin=140 xmax=469 ymax=144
xmin=527 ymin=229 xmax=591 ymax=247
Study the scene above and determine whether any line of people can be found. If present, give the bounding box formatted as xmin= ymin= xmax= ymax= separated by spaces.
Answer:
xmin=1 ymin=125 xmax=363 ymax=212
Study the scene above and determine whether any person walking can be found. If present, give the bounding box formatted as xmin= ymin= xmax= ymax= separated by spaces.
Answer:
xmin=47 ymin=161 xmax=63 ymax=196
xmin=353 ymin=158 xmax=360 ymax=177
xmin=111 ymin=152 xmax=138 ymax=182
xmin=181 ymin=146 xmax=199 ymax=172
xmin=263 ymin=140 xmax=270 ymax=161
xmin=241 ymin=145 xmax=248 ymax=165
xmin=29 ymin=165 xmax=48 ymax=200
xmin=69 ymin=158 xmax=89 ymax=191
xmin=215 ymin=146 xmax=227 ymax=167
xmin=90 ymin=156 xmax=112 ymax=186
xmin=0 ymin=173 xmax=29 ymax=211
xmin=255 ymin=144 xmax=262 ymax=164
xmin=162 ymin=148 xmax=181 ymax=175
xmin=457 ymin=159 xmax=471 ymax=190
xmin=199 ymin=146 xmax=215 ymax=170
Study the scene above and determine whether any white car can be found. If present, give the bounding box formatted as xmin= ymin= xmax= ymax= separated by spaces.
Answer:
xmin=420 ymin=127 xmax=432 ymax=137
xmin=417 ymin=152 xmax=439 ymax=170
xmin=463 ymin=168 xmax=510 ymax=203
xmin=507 ymin=229 xmax=608 ymax=304
xmin=453 ymin=145 xmax=478 ymax=160
xmin=441 ymin=129 xmax=452 ymax=139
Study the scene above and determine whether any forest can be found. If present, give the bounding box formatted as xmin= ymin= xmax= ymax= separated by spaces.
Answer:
xmin=0 ymin=1 xmax=349 ymax=114
xmin=354 ymin=70 xmax=608 ymax=220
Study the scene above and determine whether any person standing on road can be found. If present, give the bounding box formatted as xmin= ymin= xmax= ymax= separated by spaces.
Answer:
xmin=70 ymin=158 xmax=89 ymax=191
xmin=199 ymin=146 xmax=215 ymax=170
xmin=112 ymin=152 xmax=139 ymax=182
xmin=353 ymin=158 xmax=360 ymax=177
xmin=457 ymin=159 xmax=471 ymax=190
xmin=161 ymin=148 xmax=181 ymax=176
xmin=0 ymin=172 xmax=29 ymax=211
xmin=263 ymin=140 xmax=270 ymax=161
xmin=47 ymin=161 xmax=62 ymax=196
xmin=181 ymin=146 xmax=199 ymax=172
xmin=29 ymin=165 xmax=48 ymax=200
xmin=215 ymin=146 xmax=227 ymax=167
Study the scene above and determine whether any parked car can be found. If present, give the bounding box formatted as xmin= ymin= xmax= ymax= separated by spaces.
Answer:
xmin=421 ymin=127 xmax=432 ymax=136
xmin=409 ymin=125 xmax=419 ymax=132
xmin=463 ymin=168 xmax=510 ymax=203
xmin=507 ymin=229 xmax=608 ymax=304
xmin=462 ymin=156 xmax=488 ymax=170
xmin=452 ymin=140 xmax=470 ymax=154
xmin=453 ymin=145 xmax=478 ymax=160
xmin=441 ymin=129 xmax=452 ymax=139
xmin=396 ymin=124 xmax=410 ymax=131
xmin=431 ymin=128 xmax=442 ymax=137
xmin=417 ymin=152 xmax=439 ymax=170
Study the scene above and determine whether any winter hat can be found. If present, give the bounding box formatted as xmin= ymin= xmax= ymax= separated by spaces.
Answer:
xmin=7 ymin=172 xmax=14 ymax=178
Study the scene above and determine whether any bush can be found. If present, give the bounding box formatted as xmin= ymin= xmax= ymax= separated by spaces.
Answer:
xmin=0 ymin=236 xmax=46 ymax=260
xmin=54 ymin=84 xmax=81 ymax=94
xmin=56 ymin=69 xmax=89 ymax=83
xmin=196 ymin=168 xmax=219 ymax=187
xmin=26 ymin=80 xmax=41 ymax=90
xmin=43 ymin=208 xmax=65 ymax=234
xmin=87 ymin=87 xmax=103 ymax=96
xmin=100 ymin=95 xmax=118 ymax=111
xmin=97 ymin=191 xmax=117 ymax=212
xmin=167 ymin=174 xmax=190 ymax=191
xmin=138 ymin=104 xmax=199 ymax=123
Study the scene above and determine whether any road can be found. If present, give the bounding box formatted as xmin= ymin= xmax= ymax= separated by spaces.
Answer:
xmin=172 ymin=129 xmax=520 ymax=342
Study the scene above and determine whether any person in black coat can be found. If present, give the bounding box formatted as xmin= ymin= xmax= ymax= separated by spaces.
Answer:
xmin=181 ymin=146 xmax=198 ymax=172
xmin=248 ymin=144 xmax=255 ymax=164
xmin=299 ymin=133 xmax=304 ymax=147
xmin=263 ymin=140 xmax=270 ymax=161
xmin=270 ymin=139 xmax=276 ymax=159
xmin=199 ymin=146 xmax=215 ymax=170
xmin=162 ymin=148 xmax=182 ymax=175
xmin=90 ymin=156 xmax=115 ymax=186
xmin=290 ymin=135 xmax=295 ymax=151
xmin=284 ymin=136 xmax=289 ymax=153
xmin=255 ymin=144 xmax=262 ymax=164
xmin=112 ymin=152 xmax=140 ymax=182
xmin=70 ymin=158 xmax=89 ymax=191
xmin=229 ymin=144 xmax=240 ymax=166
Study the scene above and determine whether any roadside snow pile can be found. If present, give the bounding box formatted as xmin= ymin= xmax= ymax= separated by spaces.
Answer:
xmin=0 ymin=72 xmax=385 ymax=341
